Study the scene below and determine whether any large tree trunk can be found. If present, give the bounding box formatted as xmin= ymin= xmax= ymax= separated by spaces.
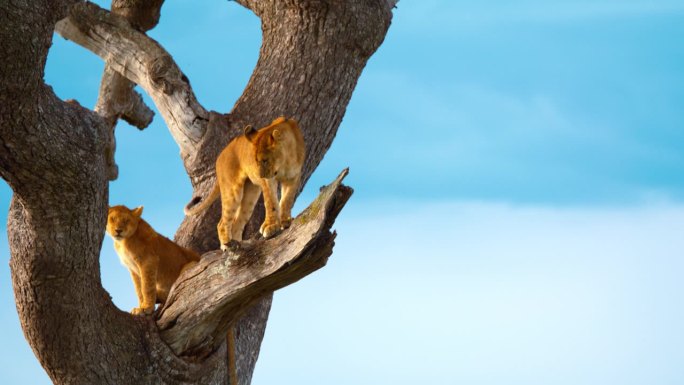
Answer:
xmin=0 ymin=0 xmax=393 ymax=384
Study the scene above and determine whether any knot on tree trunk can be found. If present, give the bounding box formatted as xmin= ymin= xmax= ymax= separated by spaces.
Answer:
xmin=148 ymin=55 xmax=184 ymax=95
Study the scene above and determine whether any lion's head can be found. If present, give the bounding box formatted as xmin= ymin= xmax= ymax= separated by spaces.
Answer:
xmin=244 ymin=117 xmax=289 ymax=179
xmin=107 ymin=205 xmax=143 ymax=240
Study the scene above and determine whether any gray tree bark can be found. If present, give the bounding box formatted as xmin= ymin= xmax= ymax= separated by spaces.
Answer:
xmin=0 ymin=0 xmax=393 ymax=384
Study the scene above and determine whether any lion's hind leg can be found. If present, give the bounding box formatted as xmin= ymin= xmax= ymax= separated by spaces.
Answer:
xmin=231 ymin=181 xmax=261 ymax=242
xmin=218 ymin=179 xmax=244 ymax=251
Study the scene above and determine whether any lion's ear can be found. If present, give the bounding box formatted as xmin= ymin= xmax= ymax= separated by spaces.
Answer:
xmin=271 ymin=116 xmax=287 ymax=125
xmin=132 ymin=206 xmax=143 ymax=217
xmin=244 ymin=125 xmax=257 ymax=142
xmin=272 ymin=129 xmax=282 ymax=141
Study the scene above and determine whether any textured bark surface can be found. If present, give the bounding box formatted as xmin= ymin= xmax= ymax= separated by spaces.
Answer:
xmin=2 ymin=0 xmax=393 ymax=384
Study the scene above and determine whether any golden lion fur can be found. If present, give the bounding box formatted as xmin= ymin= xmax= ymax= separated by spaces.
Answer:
xmin=106 ymin=205 xmax=200 ymax=315
xmin=184 ymin=116 xmax=305 ymax=250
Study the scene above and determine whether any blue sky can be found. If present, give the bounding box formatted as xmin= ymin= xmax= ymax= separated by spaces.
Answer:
xmin=1 ymin=1 xmax=684 ymax=384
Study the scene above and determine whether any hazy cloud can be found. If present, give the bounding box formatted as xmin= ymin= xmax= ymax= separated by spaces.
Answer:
xmin=255 ymin=200 xmax=684 ymax=384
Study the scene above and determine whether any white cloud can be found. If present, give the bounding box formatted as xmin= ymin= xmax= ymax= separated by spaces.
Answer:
xmin=254 ymin=200 xmax=684 ymax=385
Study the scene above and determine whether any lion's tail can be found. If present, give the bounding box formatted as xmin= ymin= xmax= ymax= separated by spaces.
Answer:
xmin=184 ymin=182 xmax=220 ymax=216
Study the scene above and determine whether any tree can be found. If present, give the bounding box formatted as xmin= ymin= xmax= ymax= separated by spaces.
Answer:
xmin=0 ymin=1 xmax=394 ymax=384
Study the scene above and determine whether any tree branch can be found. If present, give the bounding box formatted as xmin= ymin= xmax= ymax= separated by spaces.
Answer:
xmin=94 ymin=1 xmax=162 ymax=180
xmin=96 ymin=63 xmax=154 ymax=180
xmin=95 ymin=69 xmax=154 ymax=130
xmin=93 ymin=0 xmax=161 ymax=131
xmin=55 ymin=2 xmax=208 ymax=158
xmin=157 ymin=169 xmax=353 ymax=358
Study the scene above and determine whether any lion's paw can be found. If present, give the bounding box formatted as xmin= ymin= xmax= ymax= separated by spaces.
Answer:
xmin=221 ymin=239 xmax=241 ymax=252
xmin=131 ymin=306 xmax=154 ymax=316
xmin=261 ymin=223 xmax=282 ymax=239
xmin=281 ymin=216 xmax=293 ymax=229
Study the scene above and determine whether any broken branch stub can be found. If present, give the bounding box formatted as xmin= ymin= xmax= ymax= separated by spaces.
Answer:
xmin=156 ymin=169 xmax=353 ymax=358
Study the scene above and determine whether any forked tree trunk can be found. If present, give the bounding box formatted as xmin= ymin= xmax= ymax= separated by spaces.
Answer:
xmin=0 ymin=0 xmax=393 ymax=384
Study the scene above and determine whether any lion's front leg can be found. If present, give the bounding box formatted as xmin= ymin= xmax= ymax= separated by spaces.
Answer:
xmin=131 ymin=259 xmax=158 ymax=316
xmin=129 ymin=270 xmax=144 ymax=308
xmin=279 ymin=175 xmax=300 ymax=229
xmin=258 ymin=178 xmax=281 ymax=239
